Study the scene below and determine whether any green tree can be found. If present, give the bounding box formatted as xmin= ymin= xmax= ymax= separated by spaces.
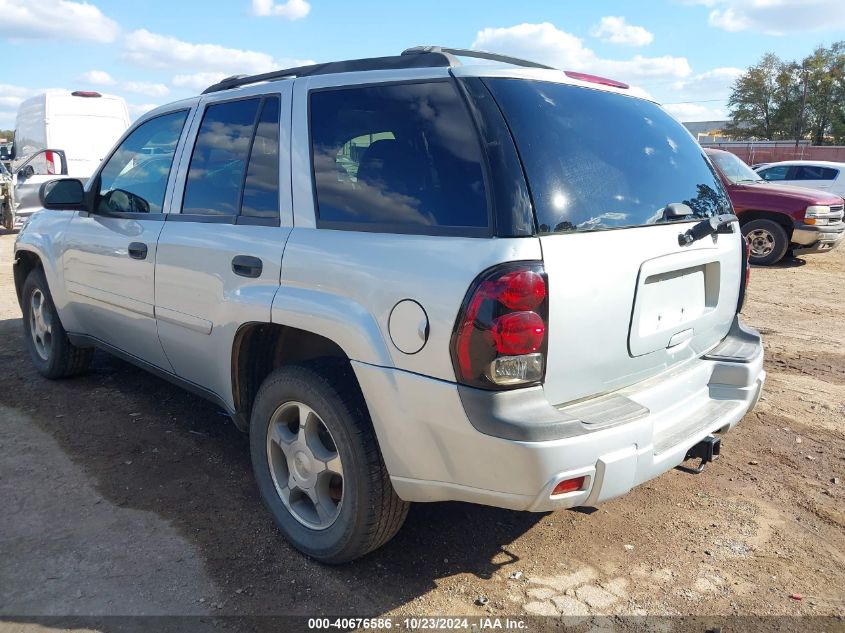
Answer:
xmin=802 ymin=42 xmax=845 ymax=145
xmin=725 ymin=53 xmax=784 ymax=140
xmin=726 ymin=44 xmax=845 ymax=144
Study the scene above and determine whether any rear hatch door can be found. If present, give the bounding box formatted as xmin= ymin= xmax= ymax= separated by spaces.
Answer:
xmin=484 ymin=76 xmax=741 ymax=405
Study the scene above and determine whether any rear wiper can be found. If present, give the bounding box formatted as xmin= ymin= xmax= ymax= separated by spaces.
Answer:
xmin=678 ymin=213 xmax=738 ymax=246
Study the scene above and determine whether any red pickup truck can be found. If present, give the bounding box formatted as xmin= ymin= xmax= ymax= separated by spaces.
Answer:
xmin=705 ymin=148 xmax=845 ymax=265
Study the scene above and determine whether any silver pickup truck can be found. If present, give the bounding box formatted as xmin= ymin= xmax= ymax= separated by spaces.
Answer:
xmin=14 ymin=46 xmax=765 ymax=563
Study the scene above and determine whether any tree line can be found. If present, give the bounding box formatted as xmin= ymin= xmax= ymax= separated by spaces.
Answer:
xmin=725 ymin=42 xmax=844 ymax=144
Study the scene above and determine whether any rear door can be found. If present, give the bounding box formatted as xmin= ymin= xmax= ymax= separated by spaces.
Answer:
xmin=154 ymin=85 xmax=292 ymax=402
xmin=791 ymin=165 xmax=838 ymax=191
xmin=484 ymin=77 xmax=742 ymax=405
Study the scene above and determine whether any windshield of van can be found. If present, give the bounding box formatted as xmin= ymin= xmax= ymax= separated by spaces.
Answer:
xmin=708 ymin=151 xmax=763 ymax=184
xmin=484 ymin=78 xmax=732 ymax=233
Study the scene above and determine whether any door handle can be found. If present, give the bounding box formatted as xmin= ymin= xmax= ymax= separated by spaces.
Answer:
xmin=128 ymin=242 xmax=148 ymax=260
xmin=232 ymin=255 xmax=263 ymax=278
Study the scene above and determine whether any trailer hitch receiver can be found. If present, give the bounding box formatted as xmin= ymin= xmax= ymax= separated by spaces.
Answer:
xmin=677 ymin=435 xmax=721 ymax=474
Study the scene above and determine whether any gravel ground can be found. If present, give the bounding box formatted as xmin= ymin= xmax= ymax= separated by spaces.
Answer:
xmin=0 ymin=229 xmax=843 ymax=629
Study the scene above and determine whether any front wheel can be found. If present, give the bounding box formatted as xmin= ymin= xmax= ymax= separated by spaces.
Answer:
xmin=249 ymin=362 xmax=409 ymax=563
xmin=21 ymin=268 xmax=93 ymax=378
xmin=742 ymin=219 xmax=789 ymax=265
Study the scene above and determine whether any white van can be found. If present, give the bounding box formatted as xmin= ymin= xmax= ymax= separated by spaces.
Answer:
xmin=11 ymin=90 xmax=130 ymax=226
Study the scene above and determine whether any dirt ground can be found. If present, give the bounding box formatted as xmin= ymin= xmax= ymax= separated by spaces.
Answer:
xmin=0 ymin=229 xmax=843 ymax=628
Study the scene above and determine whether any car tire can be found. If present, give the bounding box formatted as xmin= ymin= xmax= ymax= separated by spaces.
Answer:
xmin=249 ymin=360 xmax=409 ymax=564
xmin=742 ymin=219 xmax=789 ymax=265
xmin=21 ymin=267 xmax=94 ymax=378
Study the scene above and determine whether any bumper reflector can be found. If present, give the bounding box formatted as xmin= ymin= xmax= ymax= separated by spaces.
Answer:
xmin=551 ymin=476 xmax=586 ymax=496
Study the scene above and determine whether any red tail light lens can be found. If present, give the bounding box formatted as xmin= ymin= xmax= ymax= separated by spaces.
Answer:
xmin=452 ymin=262 xmax=548 ymax=390
xmin=492 ymin=312 xmax=545 ymax=355
xmin=498 ymin=270 xmax=546 ymax=310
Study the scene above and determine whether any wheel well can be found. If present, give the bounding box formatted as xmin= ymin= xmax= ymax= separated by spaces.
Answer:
xmin=231 ymin=323 xmax=351 ymax=431
xmin=738 ymin=211 xmax=794 ymax=238
xmin=13 ymin=250 xmax=42 ymax=305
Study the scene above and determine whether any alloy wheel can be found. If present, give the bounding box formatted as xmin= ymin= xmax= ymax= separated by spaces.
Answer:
xmin=29 ymin=288 xmax=53 ymax=361
xmin=747 ymin=227 xmax=775 ymax=258
xmin=266 ymin=401 xmax=344 ymax=530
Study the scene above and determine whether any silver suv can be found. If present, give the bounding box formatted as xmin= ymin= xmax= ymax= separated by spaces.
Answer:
xmin=14 ymin=47 xmax=765 ymax=563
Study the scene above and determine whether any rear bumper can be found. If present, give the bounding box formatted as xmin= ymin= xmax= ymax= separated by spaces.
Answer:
xmin=792 ymin=221 xmax=844 ymax=254
xmin=354 ymin=316 xmax=765 ymax=512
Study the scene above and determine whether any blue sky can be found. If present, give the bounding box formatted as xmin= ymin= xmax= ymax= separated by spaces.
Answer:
xmin=1 ymin=0 xmax=844 ymax=129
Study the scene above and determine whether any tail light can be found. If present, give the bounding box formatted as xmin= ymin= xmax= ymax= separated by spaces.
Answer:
xmin=737 ymin=235 xmax=750 ymax=312
xmin=45 ymin=151 xmax=57 ymax=175
xmin=451 ymin=262 xmax=548 ymax=389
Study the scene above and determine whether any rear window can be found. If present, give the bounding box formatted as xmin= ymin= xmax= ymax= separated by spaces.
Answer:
xmin=309 ymin=81 xmax=489 ymax=234
xmin=793 ymin=165 xmax=838 ymax=180
xmin=484 ymin=79 xmax=732 ymax=233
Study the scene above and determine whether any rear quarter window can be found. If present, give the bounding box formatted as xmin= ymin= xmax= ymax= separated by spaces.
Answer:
xmin=484 ymin=79 xmax=732 ymax=233
xmin=794 ymin=165 xmax=838 ymax=180
xmin=309 ymin=81 xmax=490 ymax=235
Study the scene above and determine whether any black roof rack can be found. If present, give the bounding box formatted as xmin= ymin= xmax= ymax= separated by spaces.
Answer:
xmin=202 ymin=45 xmax=554 ymax=94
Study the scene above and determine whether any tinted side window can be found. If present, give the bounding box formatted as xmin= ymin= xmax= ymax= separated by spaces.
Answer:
xmin=241 ymin=97 xmax=280 ymax=218
xmin=97 ymin=110 xmax=188 ymax=214
xmin=759 ymin=166 xmax=789 ymax=181
xmin=310 ymin=81 xmax=489 ymax=232
xmin=794 ymin=165 xmax=837 ymax=180
xmin=182 ymin=99 xmax=260 ymax=215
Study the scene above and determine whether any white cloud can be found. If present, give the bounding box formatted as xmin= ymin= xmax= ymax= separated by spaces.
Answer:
xmin=80 ymin=70 xmax=116 ymax=86
xmin=687 ymin=0 xmax=845 ymax=34
xmin=123 ymin=29 xmax=277 ymax=73
xmin=0 ymin=84 xmax=35 ymax=110
xmin=0 ymin=0 xmax=119 ymax=43
xmin=122 ymin=81 xmax=170 ymax=98
xmin=473 ymin=23 xmax=691 ymax=83
xmin=127 ymin=103 xmax=160 ymax=120
xmin=0 ymin=111 xmax=18 ymax=130
xmin=672 ymin=66 xmax=743 ymax=99
xmin=251 ymin=0 xmax=310 ymax=19
xmin=122 ymin=29 xmax=312 ymax=79
xmin=172 ymin=72 xmax=229 ymax=92
xmin=590 ymin=16 xmax=654 ymax=46
xmin=663 ymin=102 xmax=727 ymax=122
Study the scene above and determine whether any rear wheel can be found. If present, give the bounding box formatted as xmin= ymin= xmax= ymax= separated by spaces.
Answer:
xmin=742 ymin=219 xmax=789 ymax=265
xmin=249 ymin=361 xmax=409 ymax=563
xmin=21 ymin=268 xmax=93 ymax=378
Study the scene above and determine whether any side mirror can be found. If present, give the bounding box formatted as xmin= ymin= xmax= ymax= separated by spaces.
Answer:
xmin=17 ymin=165 xmax=34 ymax=180
xmin=40 ymin=178 xmax=86 ymax=210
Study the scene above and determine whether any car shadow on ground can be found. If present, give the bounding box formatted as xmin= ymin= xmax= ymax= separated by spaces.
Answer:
xmin=0 ymin=317 xmax=545 ymax=616
xmin=764 ymin=255 xmax=807 ymax=269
